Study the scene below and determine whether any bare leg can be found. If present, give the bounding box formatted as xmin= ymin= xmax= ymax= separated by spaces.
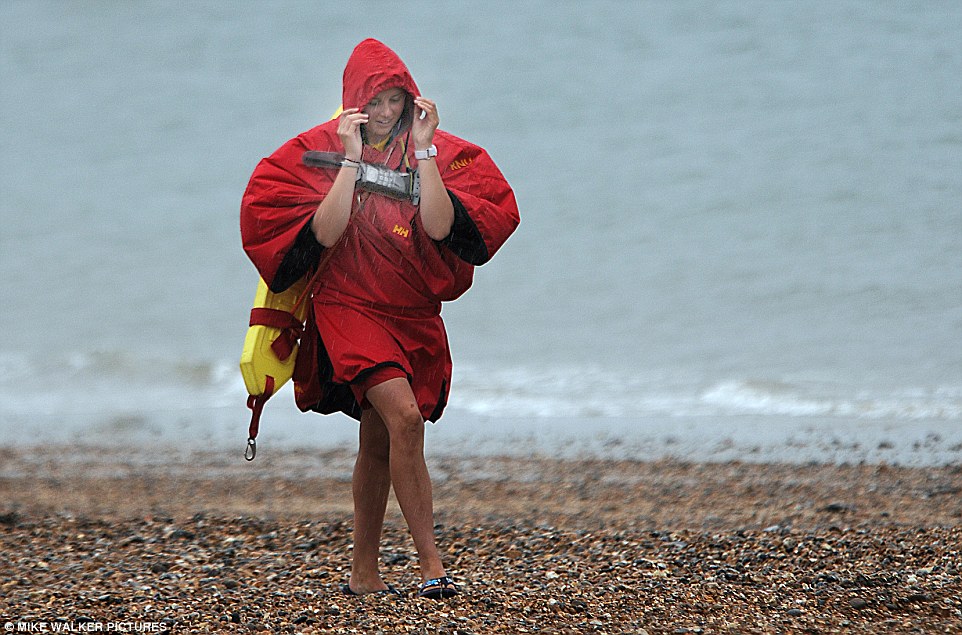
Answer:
xmin=364 ymin=377 xmax=447 ymax=583
xmin=348 ymin=408 xmax=392 ymax=593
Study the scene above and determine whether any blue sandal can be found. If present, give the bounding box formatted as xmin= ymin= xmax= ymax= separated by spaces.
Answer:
xmin=417 ymin=576 xmax=459 ymax=599
xmin=340 ymin=583 xmax=400 ymax=597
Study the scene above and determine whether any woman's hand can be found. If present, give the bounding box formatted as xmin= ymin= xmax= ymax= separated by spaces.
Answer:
xmin=337 ymin=107 xmax=368 ymax=161
xmin=412 ymin=97 xmax=439 ymax=151
xmin=412 ymin=96 xmax=453 ymax=240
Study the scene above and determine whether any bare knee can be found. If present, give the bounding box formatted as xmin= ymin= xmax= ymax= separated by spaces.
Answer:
xmin=365 ymin=378 xmax=425 ymax=453
xmin=384 ymin=402 xmax=424 ymax=452
xmin=359 ymin=410 xmax=391 ymax=465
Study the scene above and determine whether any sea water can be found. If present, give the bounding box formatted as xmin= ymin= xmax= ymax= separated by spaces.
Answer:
xmin=1 ymin=1 xmax=960 ymax=464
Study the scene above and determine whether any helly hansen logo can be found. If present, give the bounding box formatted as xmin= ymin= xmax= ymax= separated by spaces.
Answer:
xmin=393 ymin=224 xmax=410 ymax=238
xmin=449 ymin=157 xmax=474 ymax=171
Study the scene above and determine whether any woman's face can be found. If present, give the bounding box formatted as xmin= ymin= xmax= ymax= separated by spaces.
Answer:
xmin=363 ymin=87 xmax=407 ymax=143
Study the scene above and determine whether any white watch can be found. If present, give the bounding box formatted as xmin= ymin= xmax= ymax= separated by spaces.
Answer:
xmin=414 ymin=145 xmax=437 ymax=160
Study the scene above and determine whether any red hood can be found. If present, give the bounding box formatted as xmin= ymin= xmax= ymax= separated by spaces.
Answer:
xmin=342 ymin=39 xmax=419 ymax=130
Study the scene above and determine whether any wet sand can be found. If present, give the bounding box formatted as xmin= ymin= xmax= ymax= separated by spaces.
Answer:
xmin=1 ymin=446 xmax=960 ymax=634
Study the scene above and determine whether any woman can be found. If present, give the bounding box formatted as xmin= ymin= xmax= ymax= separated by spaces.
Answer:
xmin=240 ymin=39 xmax=519 ymax=599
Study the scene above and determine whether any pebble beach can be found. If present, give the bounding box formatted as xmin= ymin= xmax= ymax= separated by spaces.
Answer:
xmin=4 ymin=4 xmax=962 ymax=634
xmin=2 ymin=446 xmax=960 ymax=634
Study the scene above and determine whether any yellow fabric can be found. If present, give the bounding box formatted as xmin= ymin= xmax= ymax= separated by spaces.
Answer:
xmin=239 ymin=277 xmax=309 ymax=397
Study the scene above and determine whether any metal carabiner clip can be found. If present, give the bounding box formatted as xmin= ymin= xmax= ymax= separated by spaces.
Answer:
xmin=245 ymin=437 xmax=257 ymax=461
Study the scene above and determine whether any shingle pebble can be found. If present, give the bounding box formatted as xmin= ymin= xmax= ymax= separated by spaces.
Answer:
xmin=1 ymin=450 xmax=960 ymax=633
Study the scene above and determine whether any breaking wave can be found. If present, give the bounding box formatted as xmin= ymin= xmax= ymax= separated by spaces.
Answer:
xmin=450 ymin=365 xmax=962 ymax=422
xmin=1 ymin=352 xmax=959 ymax=444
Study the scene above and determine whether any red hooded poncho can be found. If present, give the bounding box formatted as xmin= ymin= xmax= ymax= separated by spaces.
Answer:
xmin=240 ymin=39 xmax=519 ymax=421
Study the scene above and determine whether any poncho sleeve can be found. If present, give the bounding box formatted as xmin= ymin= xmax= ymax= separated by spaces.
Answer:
xmin=435 ymin=131 xmax=520 ymax=265
xmin=240 ymin=123 xmax=338 ymax=291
